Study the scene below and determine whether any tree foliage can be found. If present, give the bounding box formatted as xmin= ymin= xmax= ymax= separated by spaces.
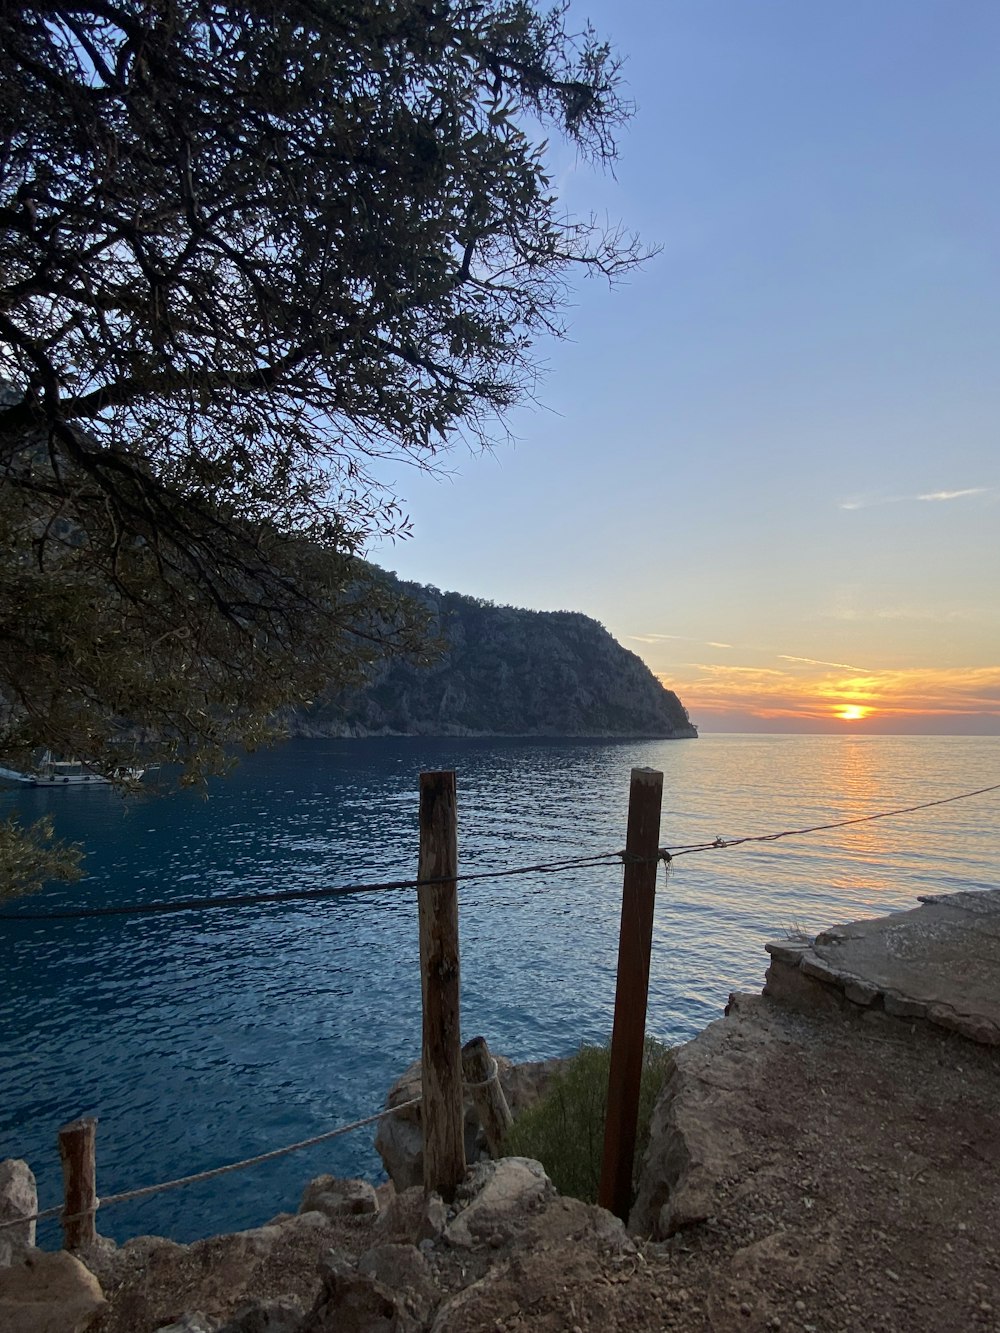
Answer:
xmin=0 ymin=814 xmax=83 ymax=898
xmin=0 ymin=0 xmax=644 ymax=887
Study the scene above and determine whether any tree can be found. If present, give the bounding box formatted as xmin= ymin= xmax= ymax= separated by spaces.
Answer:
xmin=0 ymin=1 xmax=645 ymax=888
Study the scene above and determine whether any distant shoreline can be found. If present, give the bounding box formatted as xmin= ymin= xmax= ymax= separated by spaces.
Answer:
xmin=285 ymin=722 xmax=699 ymax=741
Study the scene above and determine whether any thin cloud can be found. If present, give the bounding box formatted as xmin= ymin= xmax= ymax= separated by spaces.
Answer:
xmin=917 ymin=487 xmax=987 ymax=502
xmin=628 ymin=634 xmax=733 ymax=649
xmin=841 ymin=486 xmax=993 ymax=510
xmin=778 ymin=654 xmax=869 ymax=672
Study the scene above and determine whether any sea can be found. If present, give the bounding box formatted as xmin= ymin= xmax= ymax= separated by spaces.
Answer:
xmin=1 ymin=733 xmax=997 ymax=1245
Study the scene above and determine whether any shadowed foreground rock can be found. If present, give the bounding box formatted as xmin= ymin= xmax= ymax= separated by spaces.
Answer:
xmin=0 ymin=1160 xmax=37 ymax=1268
xmin=90 ymin=1160 xmax=636 ymax=1333
xmin=0 ymin=1250 xmax=107 ymax=1333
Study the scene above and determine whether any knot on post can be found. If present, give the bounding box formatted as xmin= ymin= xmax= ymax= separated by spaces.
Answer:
xmin=461 ymin=1037 xmax=513 ymax=1157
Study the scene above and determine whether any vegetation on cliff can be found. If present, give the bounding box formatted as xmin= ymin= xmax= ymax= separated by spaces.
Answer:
xmin=296 ymin=576 xmax=696 ymax=739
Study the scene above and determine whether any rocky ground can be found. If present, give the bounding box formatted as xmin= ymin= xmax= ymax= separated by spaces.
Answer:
xmin=5 ymin=893 xmax=1000 ymax=1333
xmin=38 ymin=993 xmax=992 ymax=1333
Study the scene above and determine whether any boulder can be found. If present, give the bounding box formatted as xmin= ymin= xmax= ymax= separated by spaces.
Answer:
xmin=374 ymin=1187 xmax=446 ymax=1246
xmin=374 ymin=1054 xmax=567 ymax=1190
xmin=631 ymin=994 xmax=766 ymax=1238
xmin=298 ymin=1176 xmax=377 ymax=1220
xmin=298 ymin=1249 xmax=419 ymax=1333
xmin=0 ymin=1160 xmax=37 ymax=1267
xmin=444 ymin=1157 xmax=552 ymax=1250
xmin=94 ymin=1213 xmax=346 ymax=1333
xmin=0 ymin=1249 xmax=107 ymax=1333
xmin=357 ymin=1244 xmax=437 ymax=1322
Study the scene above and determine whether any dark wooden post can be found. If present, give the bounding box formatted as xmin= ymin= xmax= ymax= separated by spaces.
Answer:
xmin=598 ymin=767 xmax=663 ymax=1221
xmin=418 ymin=771 xmax=466 ymax=1201
xmin=462 ymin=1035 xmax=513 ymax=1157
xmin=58 ymin=1116 xmax=97 ymax=1249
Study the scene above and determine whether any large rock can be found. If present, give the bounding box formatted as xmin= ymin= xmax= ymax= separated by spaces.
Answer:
xmin=0 ymin=1160 xmax=37 ymax=1267
xmin=444 ymin=1158 xmax=552 ymax=1250
xmin=0 ymin=1249 xmax=107 ymax=1333
xmin=630 ymin=994 xmax=769 ymax=1238
xmin=298 ymin=1250 xmax=418 ymax=1333
xmin=428 ymin=1185 xmax=638 ymax=1332
xmin=357 ymin=1244 xmax=437 ymax=1323
xmin=217 ymin=1295 xmax=306 ymax=1332
xmin=375 ymin=1054 xmax=566 ymax=1190
xmin=374 ymin=1187 xmax=446 ymax=1246
xmin=94 ymin=1212 xmax=349 ymax=1333
xmin=154 ymin=1317 xmax=217 ymax=1333
xmin=298 ymin=1177 xmax=377 ymax=1220
xmin=78 ymin=1233 xmax=187 ymax=1300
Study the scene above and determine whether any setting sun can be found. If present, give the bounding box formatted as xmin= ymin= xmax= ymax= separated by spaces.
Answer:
xmin=836 ymin=705 xmax=871 ymax=722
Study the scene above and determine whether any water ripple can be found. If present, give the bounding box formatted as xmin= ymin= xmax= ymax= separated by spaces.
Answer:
xmin=1 ymin=734 xmax=996 ymax=1243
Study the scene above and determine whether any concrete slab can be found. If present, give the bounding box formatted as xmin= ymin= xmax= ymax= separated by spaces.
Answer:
xmin=764 ymin=889 xmax=1000 ymax=1045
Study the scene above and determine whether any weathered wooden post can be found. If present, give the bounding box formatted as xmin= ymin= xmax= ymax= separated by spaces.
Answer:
xmin=58 ymin=1116 xmax=97 ymax=1249
xmin=462 ymin=1035 xmax=513 ymax=1157
xmin=418 ymin=771 xmax=466 ymax=1200
xmin=598 ymin=767 xmax=663 ymax=1222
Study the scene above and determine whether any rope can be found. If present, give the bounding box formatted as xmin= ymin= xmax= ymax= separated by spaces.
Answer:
xmin=662 ymin=780 xmax=1000 ymax=861
xmin=0 ymin=1095 xmax=423 ymax=1233
xmin=0 ymin=852 xmax=625 ymax=923
xmin=4 ymin=1059 xmax=509 ymax=1234
xmin=2 ymin=779 xmax=996 ymax=922
xmin=462 ymin=1057 xmax=500 ymax=1091
xmin=6 ymin=1061 xmax=507 ymax=1234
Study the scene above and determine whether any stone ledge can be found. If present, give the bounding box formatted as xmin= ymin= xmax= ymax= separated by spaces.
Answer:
xmin=763 ymin=889 xmax=1000 ymax=1047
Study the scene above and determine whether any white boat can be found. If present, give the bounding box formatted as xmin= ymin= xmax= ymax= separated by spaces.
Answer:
xmin=0 ymin=754 xmax=143 ymax=786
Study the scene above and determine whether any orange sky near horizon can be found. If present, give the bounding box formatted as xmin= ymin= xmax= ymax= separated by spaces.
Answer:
xmin=654 ymin=661 xmax=1000 ymax=734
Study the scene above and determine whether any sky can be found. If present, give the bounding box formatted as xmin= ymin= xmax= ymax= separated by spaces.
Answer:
xmin=371 ymin=0 xmax=1000 ymax=735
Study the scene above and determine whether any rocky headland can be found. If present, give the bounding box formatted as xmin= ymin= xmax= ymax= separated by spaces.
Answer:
xmin=3 ymin=890 xmax=998 ymax=1332
xmin=290 ymin=575 xmax=696 ymax=740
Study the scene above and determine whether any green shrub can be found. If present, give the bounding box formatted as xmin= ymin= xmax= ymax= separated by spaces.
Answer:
xmin=502 ymin=1038 xmax=673 ymax=1206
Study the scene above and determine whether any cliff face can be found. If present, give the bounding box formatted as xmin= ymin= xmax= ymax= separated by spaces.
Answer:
xmin=294 ymin=580 xmax=696 ymax=739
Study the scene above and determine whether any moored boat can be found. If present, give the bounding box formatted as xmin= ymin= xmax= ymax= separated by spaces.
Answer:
xmin=0 ymin=754 xmax=144 ymax=786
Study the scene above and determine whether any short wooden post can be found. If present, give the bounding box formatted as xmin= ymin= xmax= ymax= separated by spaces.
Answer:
xmin=598 ymin=767 xmax=663 ymax=1222
xmin=462 ymin=1035 xmax=513 ymax=1157
xmin=58 ymin=1116 xmax=98 ymax=1249
xmin=418 ymin=771 xmax=466 ymax=1201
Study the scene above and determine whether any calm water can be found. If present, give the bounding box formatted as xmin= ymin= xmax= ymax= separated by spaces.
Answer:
xmin=1 ymin=734 xmax=997 ymax=1244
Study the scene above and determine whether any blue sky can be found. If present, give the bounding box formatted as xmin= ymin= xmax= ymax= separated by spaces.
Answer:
xmin=373 ymin=0 xmax=1000 ymax=733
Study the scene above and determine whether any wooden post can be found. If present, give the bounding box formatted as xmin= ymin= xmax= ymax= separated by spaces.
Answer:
xmin=58 ymin=1116 xmax=97 ymax=1249
xmin=418 ymin=771 xmax=466 ymax=1201
xmin=462 ymin=1035 xmax=513 ymax=1157
xmin=598 ymin=767 xmax=663 ymax=1222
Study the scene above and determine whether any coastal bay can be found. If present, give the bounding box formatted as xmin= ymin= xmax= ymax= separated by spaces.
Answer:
xmin=1 ymin=733 xmax=997 ymax=1245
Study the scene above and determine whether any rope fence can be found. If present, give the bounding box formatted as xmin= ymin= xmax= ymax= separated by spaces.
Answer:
xmin=0 ymin=851 xmax=625 ymax=922
xmin=1 ymin=780 xmax=996 ymax=923
xmin=0 ymin=1095 xmax=423 ymax=1234
xmin=2 ymin=772 xmax=997 ymax=1243
xmin=0 ymin=1057 xmax=506 ymax=1237
xmin=659 ymin=780 xmax=1000 ymax=861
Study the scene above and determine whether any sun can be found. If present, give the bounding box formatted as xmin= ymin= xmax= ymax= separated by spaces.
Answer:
xmin=835 ymin=705 xmax=871 ymax=722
